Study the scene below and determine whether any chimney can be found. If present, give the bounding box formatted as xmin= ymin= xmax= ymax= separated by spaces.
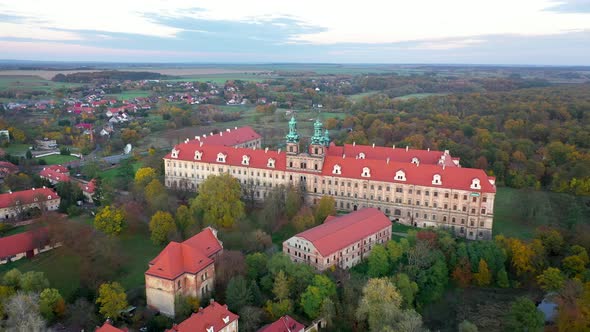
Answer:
xmin=32 ymin=188 xmax=35 ymax=190
xmin=226 ymin=128 xmax=230 ymax=132
xmin=393 ymin=145 xmax=395 ymax=149
xmin=43 ymin=186 xmax=46 ymax=189
xmin=234 ymin=126 xmax=237 ymax=129
xmin=443 ymin=164 xmax=446 ymax=170
xmin=342 ymin=154 xmax=346 ymax=159
xmin=203 ymin=134 xmax=207 ymax=138
xmin=210 ymin=298 xmax=214 ymax=304
xmin=265 ymin=147 xmax=269 ymax=153
xmin=278 ymin=148 xmax=281 ymax=153
xmin=199 ymin=142 xmax=203 ymax=147
xmin=406 ymin=146 xmax=409 ymax=152
xmin=427 ymin=148 xmax=430 ymax=151
xmin=416 ymin=160 xmax=419 ymax=167
xmin=387 ymin=157 xmax=390 ymax=164
xmin=372 ymin=143 xmax=375 ymax=148
xmin=353 ymin=141 xmax=356 ymax=146
xmin=196 ymin=136 xmax=201 ymax=141
xmin=210 ymin=132 xmax=213 ymax=136
xmin=9 ymin=191 xmax=12 ymax=194
xmin=220 ymin=132 xmax=223 ymax=136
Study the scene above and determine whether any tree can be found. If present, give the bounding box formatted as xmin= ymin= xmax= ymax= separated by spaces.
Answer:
xmin=497 ymin=268 xmax=510 ymax=288
xmin=0 ymin=285 xmax=15 ymax=318
xmin=5 ymin=292 xmax=45 ymax=332
xmin=144 ymin=179 xmax=170 ymax=212
xmin=285 ymin=185 xmax=302 ymax=220
xmin=225 ymin=276 xmax=253 ymax=313
xmin=473 ymin=259 xmax=492 ymax=286
xmin=292 ymin=206 xmax=315 ymax=232
xmin=314 ymin=196 xmax=335 ymax=223
xmin=239 ymin=306 xmax=264 ymax=332
xmin=66 ymin=298 xmax=98 ymax=332
xmin=134 ymin=167 xmax=157 ymax=187
xmin=149 ymin=211 xmax=177 ymax=245
xmin=367 ymin=245 xmax=390 ymax=278
xmin=392 ymin=273 xmax=418 ymax=309
xmin=300 ymin=275 xmax=336 ymax=319
xmin=506 ymin=297 xmax=544 ymax=332
xmin=320 ymin=297 xmax=336 ymax=328
xmin=509 ymin=238 xmax=535 ymax=276
xmin=175 ymin=205 xmax=196 ymax=239
xmin=94 ymin=205 xmax=125 ymax=235
xmin=386 ymin=239 xmax=409 ymax=265
xmin=19 ymin=271 xmax=49 ymax=292
xmin=452 ymin=257 xmax=473 ymax=288
xmin=458 ymin=320 xmax=479 ymax=332
xmin=535 ymin=228 xmax=564 ymax=256
xmin=3 ymin=268 xmax=22 ymax=288
xmin=246 ymin=253 xmax=268 ymax=281
xmin=39 ymin=288 xmax=65 ymax=322
xmin=537 ymin=267 xmax=565 ymax=292
xmin=191 ymin=174 xmax=245 ymax=228
xmin=96 ymin=282 xmax=128 ymax=320
xmin=272 ymin=270 xmax=290 ymax=301
xmin=264 ymin=299 xmax=293 ymax=320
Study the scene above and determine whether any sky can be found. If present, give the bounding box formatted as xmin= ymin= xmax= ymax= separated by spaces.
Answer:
xmin=0 ymin=0 xmax=589 ymax=65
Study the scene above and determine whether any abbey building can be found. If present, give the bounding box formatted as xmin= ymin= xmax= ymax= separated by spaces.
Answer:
xmin=164 ymin=120 xmax=496 ymax=240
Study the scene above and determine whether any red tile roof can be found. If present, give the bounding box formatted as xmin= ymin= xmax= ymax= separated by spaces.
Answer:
xmin=166 ymin=301 xmax=238 ymax=332
xmin=0 ymin=227 xmax=49 ymax=259
xmin=294 ymin=208 xmax=392 ymax=257
xmin=0 ymin=188 xmax=59 ymax=209
xmin=39 ymin=168 xmax=71 ymax=183
xmin=258 ymin=315 xmax=305 ymax=332
xmin=192 ymin=126 xmax=261 ymax=147
xmin=327 ymin=143 xmax=457 ymax=166
xmin=0 ymin=161 xmax=19 ymax=176
xmin=46 ymin=164 xmax=69 ymax=174
xmin=146 ymin=227 xmax=222 ymax=280
xmin=96 ymin=321 xmax=128 ymax=332
xmin=322 ymin=155 xmax=495 ymax=193
xmin=81 ymin=179 xmax=96 ymax=194
xmin=165 ymin=144 xmax=286 ymax=171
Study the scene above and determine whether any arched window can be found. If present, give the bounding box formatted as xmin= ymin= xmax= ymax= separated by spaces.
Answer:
xmin=332 ymin=164 xmax=342 ymax=175
xmin=395 ymin=170 xmax=406 ymax=181
xmin=267 ymin=158 xmax=275 ymax=168
xmin=470 ymin=178 xmax=481 ymax=189
xmin=411 ymin=157 xmax=420 ymax=164
xmin=361 ymin=167 xmax=371 ymax=178
xmin=217 ymin=153 xmax=227 ymax=163
xmin=432 ymin=174 xmax=442 ymax=185
xmin=241 ymin=155 xmax=250 ymax=166
xmin=171 ymin=148 xmax=179 ymax=159
xmin=194 ymin=150 xmax=202 ymax=160
xmin=358 ymin=152 xmax=366 ymax=159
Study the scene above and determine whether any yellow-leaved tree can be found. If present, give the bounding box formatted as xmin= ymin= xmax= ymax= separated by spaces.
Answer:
xmin=94 ymin=205 xmax=125 ymax=235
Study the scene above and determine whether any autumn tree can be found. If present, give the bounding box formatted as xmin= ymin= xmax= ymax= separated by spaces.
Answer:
xmin=39 ymin=288 xmax=65 ymax=322
xmin=392 ymin=273 xmax=419 ymax=309
xmin=505 ymin=297 xmax=544 ymax=332
xmin=0 ymin=286 xmax=15 ymax=318
xmin=19 ymin=271 xmax=49 ymax=293
xmin=473 ymin=259 xmax=492 ymax=287
xmin=134 ymin=167 xmax=157 ymax=187
xmin=175 ymin=205 xmax=197 ymax=239
xmin=367 ymin=245 xmax=390 ymax=278
xmin=94 ymin=205 xmax=125 ymax=235
xmin=300 ymin=275 xmax=337 ymax=319
xmin=292 ymin=206 xmax=315 ymax=232
xmin=314 ymin=195 xmax=336 ymax=223
xmin=452 ymin=257 xmax=473 ymax=288
xmin=96 ymin=282 xmax=128 ymax=320
xmin=191 ymin=173 xmax=244 ymax=228
xmin=3 ymin=268 xmax=22 ymax=288
xmin=497 ymin=268 xmax=510 ymax=288
xmin=149 ymin=211 xmax=178 ymax=245
xmin=272 ymin=271 xmax=290 ymax=301
xmin=537 ymin=267 xmax=565 ymax=292
xmin=5 ymin=292 xmax=45 ymax=332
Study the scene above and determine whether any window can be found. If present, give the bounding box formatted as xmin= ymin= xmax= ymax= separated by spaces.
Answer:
xmin=361 ymin=167 xmax=371 ymax=178
xmin=432 ymin=174 xmax=442 ymax=185
xmin=332 ymin=164 xmax=342 ymax=175
xmin=267 ymin=158 xmax=275 ymax=168
xmin=482 ymin=196 xmax=487 ymax=203
xmin=217 ymin=153 xmax=226 ymax=163
xmin=472 ymin=197 xmax=477 ymax=202
xmin=395 ymin=170 xmax=406 ymax=181
xmin=481 ymin=208 xmax=486 ymax=214
xmin=470 ymin=178 xmax=481 ymax=189
xmin=417 ymin=190 xmax=421 ymax=195
xmin=194 ymin=150 xmax=202 ymax=160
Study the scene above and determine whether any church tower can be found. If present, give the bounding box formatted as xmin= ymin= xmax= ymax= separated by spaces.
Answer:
xmin=285 ymin=116 xmax=300 ymax=155
xmin=309 ymin=119 xmax=328 ymax=157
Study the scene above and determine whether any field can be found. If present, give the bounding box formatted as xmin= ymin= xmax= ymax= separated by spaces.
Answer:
xmin=106 ymin=90 xmax=152 ymax=100
xmin=0 ymin=75 xmax=81 ymax=91
xmin=100 ymin=162 xmax=143 ymax=185
xmin=37 ymin=154 xmax=79 ymax=165
xmin=161 ymin=73 xmax=268 ymax=84
xmin=0 ymin=68 xmax=266 ymax=80
xmin=3 ymin=143 xmax=31 ymax=156
xmin=393 ymin=93 xmax=448 ymax=101
xmin=348 ymin=91 xmax=380 ymax=101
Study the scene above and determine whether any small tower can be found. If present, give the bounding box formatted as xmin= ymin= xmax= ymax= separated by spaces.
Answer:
xmin=321 ymin=129 xmax=330 ymax=146
xmin=309 ymin=119 xmax=327 ymax=157
xmin=285 ymin=116 xmax=300 ymax=155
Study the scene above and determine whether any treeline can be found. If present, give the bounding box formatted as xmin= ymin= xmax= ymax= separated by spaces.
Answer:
xmin=330 ymin=85 xmax=590 ymax=195
xmin=52 ymin=71 xmax=165 ymax=83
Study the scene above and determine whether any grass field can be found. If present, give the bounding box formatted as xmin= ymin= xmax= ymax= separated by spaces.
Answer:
xmin=393 ymin=93 xmax=448 ymax=101
xmin=3 ymin=143 xmax=31 ymax=155
xmin=37 ymin=154 xmax=79 ymax=165
xmin=106 ymin=90 xmax=152 ymax=100
xmin=162 ymin=73 xmax=268 ymax=84
xmin=348 ymin=91 xmax=380 ymax=101
xmin=101 ymin=162 xmax=143 ymax=185
xmin=0 ymin=75 xmax=81 ymax=92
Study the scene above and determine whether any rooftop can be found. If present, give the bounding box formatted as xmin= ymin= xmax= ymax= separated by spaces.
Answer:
xmin=258 ymin=315 xmax=305 ymax=332
xmin=0 ymin=187 xmax=59 ymax=209
xmin=0 ymin=227 xmax=49 ymax=259
xmin=191 ymin=126 xmax=261 ymax=147
xmin=166 ymin=301 xmax=238 ymax=332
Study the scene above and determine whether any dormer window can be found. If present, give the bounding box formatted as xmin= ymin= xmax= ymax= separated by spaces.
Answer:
xmin=217 ymin=153 xmax=226 ymax=163
xmin=171 ymin=148 xmax=179 ymax=159
xmin=47 ymin=195 xmax=52 ymax=200
xmin=207 ymin=327 xmax=214 ymax=332
xmin=267 ymin=158 xmax=275 ymax=168
xmin=432 ymin=174 xmax=442 ymax=185
xmin=358 ymin=152 xmax=365 ymax=159
xmin=411 ymin=157 xmax=420 ymax=164
xmin=222 ymin=315 xmax=230 ymax=324
xmin=395 ymin=170 xmax=406 ymax=181
xmin=194 ymin=150 xmax=202 ymax=161
xmin=34 ymin=197 xmax=38 ymax=202
xmin=332 ymin=164 xmax=342 ymax=175
xmin=470 ymin=178 xmax=481 ymax=190
xmin=242 ymin=155 xmax=250 ymax=166
xmin=361 ymin=167 xmax=371 ymax=178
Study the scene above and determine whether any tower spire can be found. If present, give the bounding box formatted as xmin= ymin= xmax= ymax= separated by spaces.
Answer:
xmin=285 ymin=116 xmax=300 ymax=143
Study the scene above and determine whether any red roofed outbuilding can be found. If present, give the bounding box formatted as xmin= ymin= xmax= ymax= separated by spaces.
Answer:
xmin=258 ymin=315 xmax=305 ymax=332
xmin=0 ymin=227 xmax=58 ymax=264
xmin=0 ymin=161 xmax=19 ymax=179
xmin=0 ymin=188 xmax=60 ymax=221
xmin=166 ymin=300 xmax=238 ymax=332
xmin=146 ymin=227 xmax=222 ymax=317
xmin=283 ymin=208 xmax=391 ymax=271
xmin=96 ymin=320 xmax=128 ymax=332
xmin=190 ymin=126 xmax=261 ymax=149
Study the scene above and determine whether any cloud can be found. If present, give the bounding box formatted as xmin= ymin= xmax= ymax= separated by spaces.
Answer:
xmin=545 ymin=0 xmax=590 ymax=13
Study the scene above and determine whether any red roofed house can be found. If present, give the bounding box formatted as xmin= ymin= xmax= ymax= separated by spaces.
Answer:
xmin=80 ymin=179 xmax=96 ymax=203
xmin=146 ymin=227 xmax=223 ymax=317
xmin=191 ymin=126 xmax=262 ymax=149
xmin=0 ymin=161 xmax=19 ymax=179
xmin=166 ymin=300 xmax=238 ymax=332
xmin=96 ymin=320 xmax=128 ymax=332
xmin=0 ymin=188 xmax=60 ymax=221
xmin=164 ymin=118 xmax=497 ymax=240
xmin=258 ymin=315 xmax=305 ymax=332
xmin=0 ymin=227 xmax=57 ymax=264
xmin=39 ymin=166 xmax=71 ymax=185
xmin=283 ymin=208 xmax=391 ymax=271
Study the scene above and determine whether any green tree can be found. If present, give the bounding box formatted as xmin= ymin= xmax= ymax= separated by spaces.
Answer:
xmin=497 ymin=268 xmax=510 ymax=288
xmin=94 ymin=205 xmax=125 ymax=235
xmin=19 ymin=271 xmax=49 ymax=292
xmin=367 ymin=245 xmax=390 ymax=278
xmin=458 ymin=320 xmax=478 ymax=332
xmin=314 ymin=196 xmax=336 ymax=223
xmin=0 ymin=285 xmax=15 ymax=318
xmin=537 ymin=267 xmax=565 ymax=292
xmin=506 ymin=297 xmax=544 ymax=332
xmin=272 ymin=271 xmax=290 ymax=301
xmin=191 ymin=174 xmax=245 ymax=228
xmin=149 ymin=211 xmax=177 ymax=245
xmin=264 ymin=299 xmax=292 ymax=320
xmin=2 ymin=268 xmax=21 ymax=288
xmin=392 ymin=273 xmax=418 ymax=309
xmin=292 ymin=206 xmax=315 ymax=232
xmin=285 ymin=185 xmax=302 ymax=220
xmin=39 ymin=288 xmax=65 ymax=322
xmin=300 ymin=275 xmax=336 ymax=319
xmin=225 ymin=276 xmax=253 ymax=313
xmin=473 ymin=259 xmax=492 ymax=286
xmin=175 ymin=205 xmax=196 ymax=239
xmin=246 ymin=253 xmax=268 ymax=281
xmin=96 ymin=282 xmax=128 ymax=320
xmin=386 ymin=239 xmax=409 ymax=265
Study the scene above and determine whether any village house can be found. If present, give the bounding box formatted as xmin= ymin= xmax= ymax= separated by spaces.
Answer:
xmin=258 ymin=315 xmax=305 ymax=332
xmin=164 ymin=119 xmax=496 ymax=240
xmin=0 ymin=187 xmax=60 ymax=221
xmin=145 ymin=227 xmax=223 ymax=317
xmin=39 ymin=165 xmax=70 ymax=185
xmin=0 ymin=227 xmax=58 ymax=264
xmin=166 ymin=300 xmax=238 ymax=332
xmin=96 ymin=320 xmax=128 ymax=332
xmin=35 ymin=138 xmax=58 ymax=150
xmin=0 ymin=161 xmax=19 ymax=180
xmin=283 ymin=208 xmax=392 ymax=270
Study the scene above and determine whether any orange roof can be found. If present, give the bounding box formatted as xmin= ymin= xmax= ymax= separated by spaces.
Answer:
xmin=39 ymin=168 xmax=71 ymax=183
xmin=192 ymin=126 xmax=261 ymax=147
xmin=327 ymin=143 xmax=457 ymax=166
xmin=81 ymin=179 xmax=96 ymax=194
xmin=45 ymin=164 xmax=69 ymax=174
xmin=293 ymin=208 xmax=391 ymax=257
xmin=96 ymin=321 xmax=128 ymax=332
xmin=0 ymin=188 xmax=59 ymax=209
xmin=258 ymin=315 xmax=305 ymax=332
xmin=166 ymin=301 xmax=238 ymax=332
xmin=146 ymin=227 xmax=222 ymax=280
xmin=0 ymin=227 xmax=49 ymax=259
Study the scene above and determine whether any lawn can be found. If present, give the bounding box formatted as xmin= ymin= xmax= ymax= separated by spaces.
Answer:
xmin=347 ymin=91 xmax=380 ymax=101
xmin=162 ymin=73 xmax=267 ymax=84
xmin=100 ymin=162 xmax=142 ymax=184
xmin=106 ymin=90 xmax=152 ymax=100
xmin=3 ymin=143 xmax=31 ymax=156
xmin=393 ymin=93 xmax=448 ymax=101
xmin=0 ymin=75 xmax=81 ymax=92
xmin=492 ymin=187 xmax=590 ymax=239
xmin=37 ymin=154 xmax=79 ymax=165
